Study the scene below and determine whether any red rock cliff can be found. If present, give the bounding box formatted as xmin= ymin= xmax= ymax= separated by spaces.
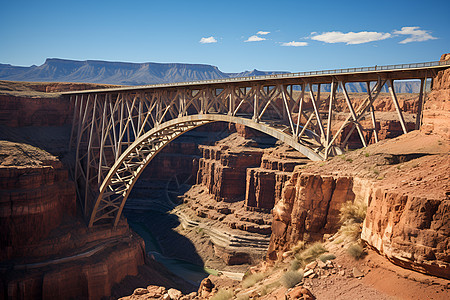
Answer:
xmin=0 ymin=95 xmax=72 ymax=127
xmin=422 ymin=53 xmax=450 ymax=138
xmin=267 ymin=171 xmax=356 ymax=260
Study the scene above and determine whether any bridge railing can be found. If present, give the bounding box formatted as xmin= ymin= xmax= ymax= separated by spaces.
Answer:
xmin=134 ymin=59 xmax=450 ymax=89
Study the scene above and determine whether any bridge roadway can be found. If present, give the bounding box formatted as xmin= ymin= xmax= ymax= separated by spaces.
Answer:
xmin=64 ymin=59 xmax=450 ymax=227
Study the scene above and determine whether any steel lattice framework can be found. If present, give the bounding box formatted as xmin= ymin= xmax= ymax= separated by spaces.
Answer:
xmin=65 ymin=60 xmax=449 ymax=227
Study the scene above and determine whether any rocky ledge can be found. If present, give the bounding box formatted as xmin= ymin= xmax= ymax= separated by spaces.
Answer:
xmin=268 ymin=130 xmax=449 ymax=279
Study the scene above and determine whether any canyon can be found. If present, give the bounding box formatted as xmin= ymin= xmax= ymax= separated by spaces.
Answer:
xmin=0 ymin=54 xmax=449 ymax=300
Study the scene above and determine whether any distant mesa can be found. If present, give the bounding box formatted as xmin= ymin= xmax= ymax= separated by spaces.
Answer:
xmin=0 ymin=58 xmax=285 ymax=86
xmin=0 ymin=58 xmax=422 ymax=92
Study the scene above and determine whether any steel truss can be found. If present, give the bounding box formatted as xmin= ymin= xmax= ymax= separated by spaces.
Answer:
xmin=67 ymin=64 xmax=443 ymax=227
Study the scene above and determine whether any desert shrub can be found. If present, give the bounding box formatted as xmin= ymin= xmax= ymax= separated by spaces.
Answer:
xmin=290 ymin=259 xmax=303 ymax=271
xmin=241 ymin=272 xmax=265 ymax=289
xmin=259 ymin=281 xmax=281 ymax=296
xmin=281 ymin=270 xmax=304 ymax=288
xmin=211 ymin=289 xmax=233 ymax=300
xmin=347 ymin=243 xmax=365 ymax=259
xmin=298 ymin=242 xmax=326 ymax=263
xmin=319 ymin=253 xmax=336 ymax=262
xmin=339 ymin=201 xmax=366 ymax=225
xmin=339 ymin=222 xmax=362 ymax=240
xmin=291 ymin=240 xmax=306 ymax=254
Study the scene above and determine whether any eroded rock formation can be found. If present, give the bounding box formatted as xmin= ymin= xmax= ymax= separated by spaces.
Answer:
xmin=197 ymin=144 xmax=264 ymax=202
xmin=0 ymin=82 xmax=148 ymax=299
xmin=267 ymin=171 xmax=358 ymax=260
xmin=422 ymin=53 xmax=450 ymax=138
xmin=245 ymin=146 xmax=308 ymax=211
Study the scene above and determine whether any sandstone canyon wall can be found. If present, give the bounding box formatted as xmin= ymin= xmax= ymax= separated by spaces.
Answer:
xmin=266 ymin=55 xmax=449 ymax=279
xmin=422 ymin=53 xmax=450 ymax=138
xmin=0 ymin=83 xmax=147 ymax=300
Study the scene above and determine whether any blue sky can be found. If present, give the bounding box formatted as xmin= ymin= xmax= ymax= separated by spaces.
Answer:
xmin=1 ymin=0 xmax=449 ymax=73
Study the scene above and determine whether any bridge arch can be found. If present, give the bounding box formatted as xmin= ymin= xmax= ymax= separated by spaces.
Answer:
xmin=66 ymin=59 xmax=449 ymax=227
xmin=89 ymin=114 xmax=323 ymax=227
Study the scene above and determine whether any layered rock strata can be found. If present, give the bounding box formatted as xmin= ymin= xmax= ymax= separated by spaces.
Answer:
xmin=0 ymin=155 xmax=75 ymax=260
xmin=197 ymin=145 xmax=263 ymax=202
xmin=362 ymin=173 xmax=449 ymax=279
xmin=0 ymin=95 xmax=72 ymax=127
xmin=245 ymin=146 xmax=309 ymax=211
xmin=267 ymin=131 xmax=449 ymax=279
xmin=0 ymin=140 xmax=147 ymax=299
xmin=4 ymin=228 xmax=145 ymax=300
xmin=267 ymin=172 xmax=358 ymax=260
xmin=422 ymin=53 xmax=450 ymax=138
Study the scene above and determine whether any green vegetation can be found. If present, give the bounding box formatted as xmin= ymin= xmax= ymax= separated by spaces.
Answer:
xmin=281 ymin=270 xmax=304 ymax=288
xmin=297 ymin=242 xmax=327 ymax=263
xmin=319 ymin=253 xmax=336 ymax=262
xmin=259 ymin=281 xmax=281 ymax=296
xmin=241 ymin=272 xmax=265 ymax=289
xmin=364 ymin=152 xmax=370 ymax=157
xmin=290 ymin=259 xmax=303 ymax=271
xmin=347 ymin=243 xmax=365 ymax=259
xmin=204 ymin=267 xmax=220 ymax=276
xmin=211 ymin=289 xmax=233 ymax=300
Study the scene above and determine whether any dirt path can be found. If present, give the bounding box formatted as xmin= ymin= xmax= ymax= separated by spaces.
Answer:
xmin=304 ymin=247 xmax=450 ymax=300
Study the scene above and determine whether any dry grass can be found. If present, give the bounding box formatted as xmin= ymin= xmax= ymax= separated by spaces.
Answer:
xmin=292 ymin=240 xmax=306 ymax=254
xmin=290 ymin=259 xmax=304 ymax=271
xmin=339 ymin=201 xmax=367 ymax=225
xmin=339 ymin=222 xmax=363 ymax=240
xmin=211 ymin=289 xmax=233 ymax=300
xmin=319 ymin=253 xmax=336 ymax=262
xmin=337 ymin=200 xmax=367 ymax=244
xmin=241 ymin=272 xmax=266 ymax=289
xmin=296 ymin=242 xmax=327 ymax=263
xmin=281 ymin=270 xmax=304 ymax=288
xmin=347 ymin=243 xmax=365 ymax=259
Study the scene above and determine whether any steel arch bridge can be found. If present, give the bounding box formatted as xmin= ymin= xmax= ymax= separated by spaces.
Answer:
xmin=65 ymin=59 xmax=449 ymax=227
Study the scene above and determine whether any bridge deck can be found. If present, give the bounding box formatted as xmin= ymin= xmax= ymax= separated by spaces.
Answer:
xmin=67 ymin=59 xmax=449 ymax=227
xmin=63 ymin=60 xmax=450 ymax=95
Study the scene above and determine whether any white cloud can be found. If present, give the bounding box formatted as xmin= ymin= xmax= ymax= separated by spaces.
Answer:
xmin=281 ymin=41 xmax=308 ymax=47
xmin=257 ymin=31 xmax=270 ymax=35
xmin=199 ymin=36 xmax=217 ymax=44
xmin=245 ymin=35 xmax=266 ymax=42
xmin=393 ymin=26 xmax=437 ymax=44
xmin=311 ymin=31 xmax=391 ymax=45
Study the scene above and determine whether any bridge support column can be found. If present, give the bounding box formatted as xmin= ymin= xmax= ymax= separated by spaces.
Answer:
xmin=325 ymin=80 xmax=336 ymax=159
xmin=253 ymin=85 xmax=260 ymax=122
xmin=387 ymin=79 xmax=408 ymax=134
xmin=415 ymin=77 xmax=427 ymax=130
